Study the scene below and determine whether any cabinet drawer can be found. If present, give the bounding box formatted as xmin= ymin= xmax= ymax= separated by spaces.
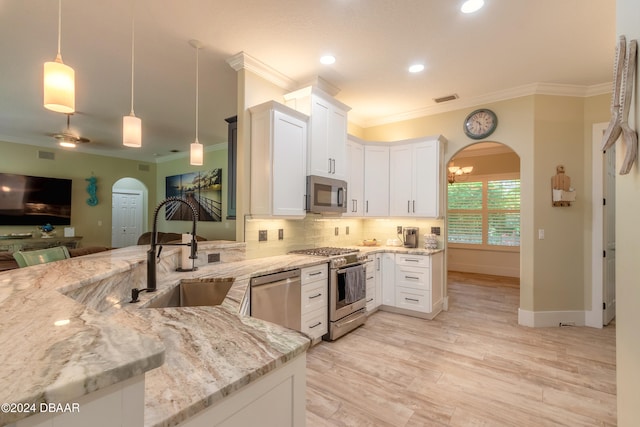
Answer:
xmin=395 ymin=265 xmax=430 ymax=290
xmin=301 ymin=264 xmax=328 ymax=284
xmin=395 ymin=286 xmax=431 ymax=313
xmin=396 ymin=254 xmax=429 ymax=267
xmin=301 ymin=307 xmax=328 ymax=339
xmin=301 ymin=280 xmax=327 ymax=313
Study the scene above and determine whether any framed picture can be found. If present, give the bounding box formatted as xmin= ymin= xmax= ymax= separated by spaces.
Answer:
xmin=165 ymin=169 xmax=222 ymax=222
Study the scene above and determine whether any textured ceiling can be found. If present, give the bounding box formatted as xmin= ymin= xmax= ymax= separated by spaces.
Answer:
xmin=0 ymin=0 xmax=616 ymax=162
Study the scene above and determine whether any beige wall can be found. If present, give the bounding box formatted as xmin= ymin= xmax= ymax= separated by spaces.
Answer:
xmin=0 ymin=140 xmax=156 ymax=247
xmin=615 ymin=0 xmax=639 ymax=423
xmin=154 ymin=145 xmax=235 ymax=241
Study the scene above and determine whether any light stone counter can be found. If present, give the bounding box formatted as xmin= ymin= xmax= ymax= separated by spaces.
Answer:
xmin=0 ymin=244 xmax=320 ymax=427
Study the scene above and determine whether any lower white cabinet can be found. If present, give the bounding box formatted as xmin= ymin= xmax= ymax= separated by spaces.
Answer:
xmin=300 ymin=264 xmax=328 ymax=341
xmin=380 ymin=252 xmax=444 ymax=318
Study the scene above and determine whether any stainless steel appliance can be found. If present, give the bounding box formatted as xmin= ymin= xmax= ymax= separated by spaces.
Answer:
xmin=403 ymin=227 xmax=419 ymax=248
xmin=306 ymin=175 xmax=348 ymax=214
xmin=250 ymin=269 xmax=301 ymax=331
xmin=290 ymin=247 xmax=367 ymax=340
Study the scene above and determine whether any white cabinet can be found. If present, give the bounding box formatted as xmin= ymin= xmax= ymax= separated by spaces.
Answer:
xmin=284 ymin=87 xmax=350 ymax=180
xmin=380 ymin=251 xmax=444 ymax=318
xmin=300 ymin=264 xmax=329 ymax=341
xmin=249 ymin=101 xmax=308 ymax=217
xmin=363 ymin=145 xmax=390 ymax=217
xmin=381 ymin=252 xmax=396 ymax=306
xmin=345 ymin=138 xmax=365 ymax=216
xmin=365 ymin=253 xmax=383 ymax=313
xmin=390 ymin=137 xmax=444 ymax=218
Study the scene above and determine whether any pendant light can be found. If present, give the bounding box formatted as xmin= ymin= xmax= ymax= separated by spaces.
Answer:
xmin=189 ymin=40 xmax=204 ymax=166
xmin=44 ymin=0 xmax=75 ymax=113
xmin=123 ymin=4 xmax=141 ymax=147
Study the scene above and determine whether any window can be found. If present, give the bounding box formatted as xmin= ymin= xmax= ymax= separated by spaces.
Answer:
xmin=448 ymin=177 xmax=520 ymax=247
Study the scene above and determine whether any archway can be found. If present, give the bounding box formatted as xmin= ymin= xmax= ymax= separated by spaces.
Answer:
xmin=445 ymin=142 xmax=521 ymax=311
xmin=111 ymin=177 xmax=148 ymax=248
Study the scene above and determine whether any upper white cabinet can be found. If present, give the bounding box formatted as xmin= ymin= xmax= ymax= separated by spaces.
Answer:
xmin=249 ymin=101 xmax=308 ymax=217
xmin=363 ymin=145 xmax=390 ymax=217
xmin=389 ymin=137 xmax=444 ymax=218
xmin=345 ymin=137 xmax=365 ymax=216
xmin=284 ymin=87 xmax=350 ymax=180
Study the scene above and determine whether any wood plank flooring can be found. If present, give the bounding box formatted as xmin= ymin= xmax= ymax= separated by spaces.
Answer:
xmin=306 ymin=272 xmax=616 ymax=426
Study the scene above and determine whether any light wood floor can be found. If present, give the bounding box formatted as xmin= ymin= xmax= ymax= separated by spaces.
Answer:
xmin=306 ymin=272 xmax=616 ymax=426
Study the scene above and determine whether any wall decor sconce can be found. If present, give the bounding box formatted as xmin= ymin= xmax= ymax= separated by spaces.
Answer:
xmin=551 ymin=165 xmax=576 ymax=207
xmin=448 ymin=163 xmax=473 ymax=184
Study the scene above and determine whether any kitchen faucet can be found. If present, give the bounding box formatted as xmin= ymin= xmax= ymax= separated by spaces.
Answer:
xmin=131 ymin=197 xmax=199 ymax=303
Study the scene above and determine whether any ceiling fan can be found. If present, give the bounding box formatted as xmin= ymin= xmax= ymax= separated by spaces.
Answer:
xmin=51 ymin=114 xmax=90 ymax=148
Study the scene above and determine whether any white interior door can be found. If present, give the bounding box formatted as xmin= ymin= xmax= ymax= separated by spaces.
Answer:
xmin=112 ymin=191 xmax=143 ymax=248
xmin=603 ymin=145 xmax=616 ymax=325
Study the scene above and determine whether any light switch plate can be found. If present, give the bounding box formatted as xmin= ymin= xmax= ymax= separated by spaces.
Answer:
xmin=259 ymin=230 xmax=267 ymax=241
xmin=278 ymin=229 xmax=284 ymax=240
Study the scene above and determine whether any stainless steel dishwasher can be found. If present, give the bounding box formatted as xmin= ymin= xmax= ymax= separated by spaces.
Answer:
xmin=250 ymin=269 xmax=301 ymax=330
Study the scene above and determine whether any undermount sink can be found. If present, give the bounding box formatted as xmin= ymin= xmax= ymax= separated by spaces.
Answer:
xmin=145 ymin=277 xmax=235 ymax=308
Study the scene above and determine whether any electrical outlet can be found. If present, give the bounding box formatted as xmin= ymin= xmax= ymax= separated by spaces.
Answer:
xmin=278 ymin=229 xmax=284 ymax=240
xmin=259 ymin=230 xmax=267 ymax=241
xmin=538 ymin=229 xmax=545 ymax=240
xmin=346 ymin=226 xmax=350 ymax=235
xmin=335 ymin=227 xmax=339 ymax=236
xmin=208 ymin=253 xmax=220 ymax=263
xmin=397 ymin=225 xmax=403 ymax=234
xmin=431 ymin=226 xmax=441 ymax=236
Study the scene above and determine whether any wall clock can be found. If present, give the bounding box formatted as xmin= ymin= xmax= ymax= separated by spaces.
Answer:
xmin=463 ymin=108 xmax=497 ymax=140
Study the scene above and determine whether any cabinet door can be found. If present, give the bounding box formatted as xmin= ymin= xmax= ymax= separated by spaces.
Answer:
xmin=389 ymin=144 xmax=413 ymax=217
xmin=328 ymin=107 xmax=347 ymax=180
xmin=363 ymin=145 xmax=390 ymax=217
xmin=345 ymin=140 xmax=364 ymax=216
xmin=381 ymin=253 xmax=395 ymax=306
xmin=413 ymin=140 xmax=439 ymax=217
xmin=272 ymin=110 xmax=307 ymax=216
xmin=308 ymin=97 xmax=331 ymax=177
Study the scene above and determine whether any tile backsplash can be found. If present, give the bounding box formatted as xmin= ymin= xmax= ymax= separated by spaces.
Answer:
xmin=244 ymin=215 xmax=444 ymax=258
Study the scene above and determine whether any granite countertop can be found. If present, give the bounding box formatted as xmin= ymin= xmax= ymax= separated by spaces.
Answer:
xmin=0 ymin=245 xmax=320 ymax=427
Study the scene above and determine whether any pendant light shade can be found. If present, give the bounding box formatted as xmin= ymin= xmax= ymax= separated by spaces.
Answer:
xmin=44 ymin=0 xmax=75 ymax=113
xmin=190 ymin=140 xmax=204 ymax=165
xmin=123 ymin=114 xmax=142 ymax=147
xmin=189 ymin=40 xmax=204 ymax=166
xmin=123 ymin=3 xmax=141 ymax=148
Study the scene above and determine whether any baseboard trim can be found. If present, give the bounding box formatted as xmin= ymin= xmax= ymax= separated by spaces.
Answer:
xmin=518 ymin=308 xmax=586 ymax=327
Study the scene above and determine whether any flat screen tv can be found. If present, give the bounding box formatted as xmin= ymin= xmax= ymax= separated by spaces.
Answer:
xmin=0 ymin=173 xmax=72 ymax=226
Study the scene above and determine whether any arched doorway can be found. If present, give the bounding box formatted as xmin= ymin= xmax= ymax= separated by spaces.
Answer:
xmin=445 ymin=142 xmax=521 ymax=308
xmin=111 ymin=178 xmax=148 ymax=248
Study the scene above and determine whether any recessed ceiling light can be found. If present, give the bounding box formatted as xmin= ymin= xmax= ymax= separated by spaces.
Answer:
xmin=320 ymin=55 xmax=336 ymax=65
xmin=408 ymin=64 xmax=425 ymax=73
xmin=461 ymin=0 xmax=484 ymax=14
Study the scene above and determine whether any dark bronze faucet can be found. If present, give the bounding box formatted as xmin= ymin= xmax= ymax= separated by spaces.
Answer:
xmin=131 ymin=197 xmax=198 ymax=303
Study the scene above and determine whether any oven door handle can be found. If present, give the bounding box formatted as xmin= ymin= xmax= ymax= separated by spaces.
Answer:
xmin=336 ymin=265 xmax=366 ymax=275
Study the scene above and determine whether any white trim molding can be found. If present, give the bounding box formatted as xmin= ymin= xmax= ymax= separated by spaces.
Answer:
xmin=226 ymin=51 xmax=298 ymax=91
xmin=518 ymin=308 xmax=586 ymax=327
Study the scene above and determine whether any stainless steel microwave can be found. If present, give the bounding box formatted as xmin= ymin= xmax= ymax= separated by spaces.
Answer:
xmin=306 ymin=175 xmax=347 ymax=214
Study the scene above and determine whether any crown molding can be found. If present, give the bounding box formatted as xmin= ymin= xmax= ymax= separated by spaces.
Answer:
xmin=359 ymin=82 xmax=613 ymax=128
xmin=226 ymin=51 xmax=298 ymax=91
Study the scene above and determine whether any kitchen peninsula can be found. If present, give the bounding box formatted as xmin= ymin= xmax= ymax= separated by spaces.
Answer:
xmin=0 ymin=242 xmax=320 ymax=427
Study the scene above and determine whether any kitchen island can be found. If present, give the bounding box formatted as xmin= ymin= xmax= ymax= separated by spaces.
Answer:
xmin=0 ymin=243 xmax=324 ymax=427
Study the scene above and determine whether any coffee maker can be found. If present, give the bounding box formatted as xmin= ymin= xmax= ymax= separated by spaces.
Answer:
xmin=402 ymin=227 xmax=419 ymax=248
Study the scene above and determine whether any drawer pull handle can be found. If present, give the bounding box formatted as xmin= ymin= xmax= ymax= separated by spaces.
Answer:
xmin=366 ymin=298 xmax=374 ymax=303
xmin=405 ymin=297 xmax=419 ymax=302
xmin=309 ymin=293 xmax=322 ymax=299
xmin=406 ymin=276 xmax=420 ymax=280
xmin=309 ymin=321 xmax=322 ymax=329
xmin=367 ymin=275 xmax=374 ymax=280
xmin=405 ymin=259 xmax=420 ymax=262
xmin=309 ymin=271 xmax=323 ymax=276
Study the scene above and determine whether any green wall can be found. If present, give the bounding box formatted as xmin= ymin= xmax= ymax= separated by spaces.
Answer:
xmin=0 ymin=140 xmax=156 ymax=247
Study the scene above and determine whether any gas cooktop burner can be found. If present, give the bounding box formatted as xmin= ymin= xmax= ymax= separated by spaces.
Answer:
xmin=289 ymin=247 xmax=360 ymax=257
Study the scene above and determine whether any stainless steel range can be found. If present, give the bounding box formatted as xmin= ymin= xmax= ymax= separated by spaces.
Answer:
xmin=290 ymin=247 xmax=367 ymax=340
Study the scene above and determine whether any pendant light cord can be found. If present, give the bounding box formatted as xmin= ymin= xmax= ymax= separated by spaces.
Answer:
xmin=195 ymin=46 xmax=200 ymax=143
xmin=130 ymin=5 xmax=135 ymax=115
xmin=56 ymin=0 xmax=62 ymax=58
